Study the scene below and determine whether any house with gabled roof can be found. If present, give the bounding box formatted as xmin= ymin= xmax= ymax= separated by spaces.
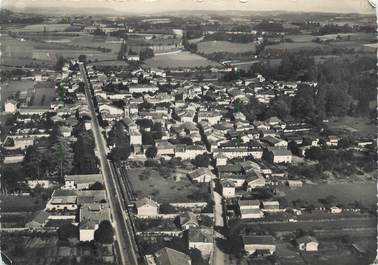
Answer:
xmin=245 ymin=171 xmax=266 ymax=191
xmin=242 ymin=235 xmax=276 ymax=255
xmin=220 ymin=179 xmax=235 ymax=198
xmin=135 ymin=197 xmax=159 ymax=217
xmin=296 ymin=236 xmax=319 ymax=252
xmin=188 ymin=168 xmax=216 ymax=183
xmin=147 ymin=247 xmax=191 ymax=265
xmin=26 ymin=210 xmax=50 ymax=229
xmin=179 ymin=211 xmax=199 ymax=230
xmin=187 ymin=227 xmax=214 ymax=257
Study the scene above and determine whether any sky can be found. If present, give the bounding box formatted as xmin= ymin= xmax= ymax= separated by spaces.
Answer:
xmin=2 ymin=0 xmax=376 ymax=14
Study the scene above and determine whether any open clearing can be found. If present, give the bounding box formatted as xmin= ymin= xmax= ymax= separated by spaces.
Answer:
xmin=0 ymin=195 xmax=45 ymax=212
xmin=1 ymin=80 xmax=56 ymax=107
xmin=279 ymin=183 xmax=376 ymax=209
xmin=144 ymin=51 xmax=221 ymax=68
xmin=1 ymin=33 xmax=121 ymax=66
xmin=11 ymin=24 xmax=72 ymax=32
xmin=127 ymin=167 xmax=210 ymax=203
xmin=327 ymin=116 xmax=375 ymax=138
xmin=197 ymin=41 xmax=256 ymax=54
xmin=265 ymin=41 xmax=323 ymax=51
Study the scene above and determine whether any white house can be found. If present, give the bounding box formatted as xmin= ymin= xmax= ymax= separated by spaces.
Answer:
xmin=287 ymin=180 xmax=303 ymax=188
xmin=262 ymin=136 xmax=288 ymax=148
xmin=4 ymin=99 xmax=18 ymax=113
xmin=79 ymin=220 xmax=99 ymax=241
xmin=129 ymin=84 xmax=159 ymax=94
xmin=242 ymin=235 xmax=276 ymax=255
xmin=238 ymin=199 xmax=260 ymax=210
xmin=64 ymin=174 xmax=103 ymax=190
xmin=179 ymin=211 xmax=199 ymax=230
xmin=127 ymin=54 xmax=140 ymax=62
xmin=220 ymin=179 xmax=235 ymax=198
xmin=262 ymin=201 xmax=280 ymax=212
xmin=188 ymin=227 xmax=213 ymax=257
xmin=135 ymin=197 xmax=159 ymax=216
xmin=326 ymin=135 xmax=340 ymax=147
xmin=296 ymin=236 xmax=319 ymax=252
xmin=265 ymin=149 xmax=292 ymax=164
xmin=240 ymin=208 xmax=264 ymax=219
xmin=130 ymin=130 xmax=142 ymax=145
xmin=330 ymin=206 xmax=342 ymax=214
xmin=188 ymin=168 xmax=216 ymax=183
xmin=149 ymin=247 xmax=191 ymax=265
xmin=46 ymin=191 xmax=77 ymax=211
xmin=197 ymin=111 xmax=222 ymax=126
xmin=245 ymin=174 xmax=266 ymax=191
xmin=79 ymin=203 xmax=110 ymax=242
xmin=99 ymin=104 xmax=124 ymax=120
xmin=155 ymin=140 xmax=175 ymax=156
xmin=27 ymin=180 xmax=55 ymax=189
xmin=215 ymin=153 xmax=228 ymax=166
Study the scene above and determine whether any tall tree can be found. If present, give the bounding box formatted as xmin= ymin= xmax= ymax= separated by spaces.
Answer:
xmin=52 ymin=134 xmax=74 ymax=179
xmin=291 ymin=85 xmax=316 ymax=119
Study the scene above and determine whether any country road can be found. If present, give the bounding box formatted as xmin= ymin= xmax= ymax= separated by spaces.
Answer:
xmin=80 ymin=63 xmax=139 ymax=265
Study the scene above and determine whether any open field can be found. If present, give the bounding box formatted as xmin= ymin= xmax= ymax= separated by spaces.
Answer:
xmin=265 ymin=41 xmax=324 ymax=51
xmin=197 ymin=41 xmax=256 ymax=54
xmin=278 ymin=183 xmax=376 ymax=209
xmin=328 ymin=40 xmax=377 ymax=51
xmin=11 ymin=24 xmax=72 ymax=32
xmin=0 ymin=195 xmax=46 ymax=212
xmin=1 ymin=80 xmax=34 ymax=106
xmin=1 ymin=80 xmax=56 ymax=107
xmin=144 ymin=51 xmax=221 ymax=68
xmin=327 ymin=116 xmax=376 ymax=137
xmin=127 ymin=167 xmax=210 ymax=203
xmin=88 ymin=60 xmax=129 ymax=67
xmin=1 ymin=213 xmax=33 ymax=228
xmin=1 ymin=33 xmax=122 ymax=67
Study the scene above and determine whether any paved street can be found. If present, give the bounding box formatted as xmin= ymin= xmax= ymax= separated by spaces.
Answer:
xmin=80 ymin=63 xmax=139 ymax=265
xmin=212 ymin=188 xmax=228 ymax=265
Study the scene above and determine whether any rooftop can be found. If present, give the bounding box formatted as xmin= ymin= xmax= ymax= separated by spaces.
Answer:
xmin=242 ymin=235 xmax=275 ymax=245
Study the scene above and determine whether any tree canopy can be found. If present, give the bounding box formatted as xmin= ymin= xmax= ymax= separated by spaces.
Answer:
xmin=94 ymin=220 xmax=114 ymax=244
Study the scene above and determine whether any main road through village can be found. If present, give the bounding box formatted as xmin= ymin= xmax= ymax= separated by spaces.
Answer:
xmin=80 ymin=63 xmax=139 ymax=265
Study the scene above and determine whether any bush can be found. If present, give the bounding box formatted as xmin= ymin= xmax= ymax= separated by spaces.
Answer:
xmin=191 ymin=154 xmax=211 ymax=168
xmin=145 ymin=146 xmax=157 ymax=158
xmin=89 ymin=181 xmax=105 ymax=190
xmin=58 ymin=223 xmax=78 ymax=241
xmin=94 ymin=220 xmax=114 ymax=244
xmin=159 ymin=203 xmax=177 ymax=214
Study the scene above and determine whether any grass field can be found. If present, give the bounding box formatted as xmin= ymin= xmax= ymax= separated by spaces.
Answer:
xmin=327 ymin=116 xmax=375 ymax=138
xmin=1 ymin=80 xmax=34 ymax=106
xmin=127 ymin=167 xmax=210 ymax=203
xmin=279 ymin=183 xmax=376 ymax=209
xmin=0 ymin=195 xmax=45 ymax=212
xmin=12 ymin=24 xmax=72 ymax=32
xmin=144 ymin=51 xmax=221 ymax=68
xmin=1 ymin=33 xmax=122 ymax=67
xmin=197 ymin=41 xmax=256 ymax=54
xmin=1 ymin=80 xmax=56 ymax=107
xmin=265 ymin=41 xmax=323 ymax=51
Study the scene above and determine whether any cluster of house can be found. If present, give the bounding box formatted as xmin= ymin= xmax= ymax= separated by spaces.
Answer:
xmin=78 ymin=63 xmax=373 ymax=260
xmin=84 ymin=65 xmax=314 ymax=166
xmin=26 ymin=173 xmax=109 ymax=242
xmin=1 ymin=61 xmax=93 ymax=166
xmin=134 ymin=196 xmax=215 ymax=263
